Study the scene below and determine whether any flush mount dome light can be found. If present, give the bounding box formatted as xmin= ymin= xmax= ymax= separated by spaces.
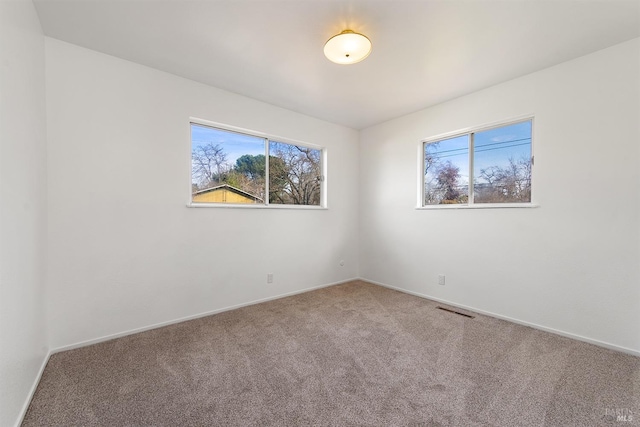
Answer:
xmin=324 ymin=29 xmax=372 ymax=64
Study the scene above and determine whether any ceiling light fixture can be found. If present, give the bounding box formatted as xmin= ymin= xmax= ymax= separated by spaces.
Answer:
xmin=323 ymin=29 xmax=372 ymax=65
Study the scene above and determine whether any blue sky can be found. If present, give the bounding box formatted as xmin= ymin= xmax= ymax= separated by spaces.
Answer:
xmin=474 ymin=121 xmax=532 ymax=179
xmin=426 ymin=120 xmax=532 ymax=185
xmin=191 ymin=124 xmax=265 ymax=167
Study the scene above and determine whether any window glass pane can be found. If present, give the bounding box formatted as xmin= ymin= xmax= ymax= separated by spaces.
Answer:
xmin=424 ymin=135 xmax=470 ymax=205
xmin=191 ymin=124 xmax=266 ymax=204
xmin=269 ymin=141 xmax=321 ymax=205
xmin=473 ymin=121 xmax=532 ymax=203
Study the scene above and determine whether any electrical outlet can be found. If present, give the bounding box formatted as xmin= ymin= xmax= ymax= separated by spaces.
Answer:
xmin=438 ymin=274 xmax=446 ymax=286
xmin=267 ymin=273 xmax=273 ymax=283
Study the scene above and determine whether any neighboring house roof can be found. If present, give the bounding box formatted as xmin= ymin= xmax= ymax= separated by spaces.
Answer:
xmin=193 ymin=184 xmax=263 ymax=202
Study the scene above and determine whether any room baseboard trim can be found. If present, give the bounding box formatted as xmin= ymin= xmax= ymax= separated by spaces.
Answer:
xmin=360 ymin=277 xmax=640 ymax=357
xmin=50 ymin=278 xmax=358 ymax=355
xmin=14 ymin=349 xmax=51 ymax=427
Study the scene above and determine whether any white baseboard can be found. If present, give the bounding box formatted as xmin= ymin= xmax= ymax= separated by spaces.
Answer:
xmin=19 ymin=278 xmax=358 ymax=426
xmin=51 ymin=277 xmax=358 ymax=354
xmin=360 ymin=277 xmax=640 ymax=358
xmin=14 ymin=348 xmax=51 ymax=427
xmin=21 ymin=275 xmax=635 ymax=427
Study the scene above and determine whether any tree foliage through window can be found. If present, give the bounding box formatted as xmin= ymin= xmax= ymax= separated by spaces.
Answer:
xmin=269 ymin=142 xmax=321 ymax=205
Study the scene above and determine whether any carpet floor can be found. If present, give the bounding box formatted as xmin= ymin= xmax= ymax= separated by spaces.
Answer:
xmin=23 ymin=281 xmax=639 ymax=426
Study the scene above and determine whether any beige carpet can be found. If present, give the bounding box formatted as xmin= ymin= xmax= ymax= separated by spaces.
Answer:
xmin=23 ymin=281 xmax=640 ymax=426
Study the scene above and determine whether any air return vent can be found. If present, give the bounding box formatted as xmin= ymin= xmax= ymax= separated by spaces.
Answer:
xmin=436 ymin=306 xmax=475 ymax=319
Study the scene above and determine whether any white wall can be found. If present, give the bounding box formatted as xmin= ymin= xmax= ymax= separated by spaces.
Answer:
xmin=359 ymin=38 xmax=640 ymax=354
xmin=0 ymin=0 xmax=48 ymax=425
xmin=45 ymin=38 xmax=360 ymax=350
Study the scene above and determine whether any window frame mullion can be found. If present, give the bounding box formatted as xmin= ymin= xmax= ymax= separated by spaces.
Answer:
xmin=468 ymin=132 xmax=474 ymax=205
xmin=264 ymin=138 xmax=270 ymax=206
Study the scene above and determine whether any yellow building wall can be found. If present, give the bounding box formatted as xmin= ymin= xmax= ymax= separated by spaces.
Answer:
xmin=192 ymin=188 xmax=257 ymax=204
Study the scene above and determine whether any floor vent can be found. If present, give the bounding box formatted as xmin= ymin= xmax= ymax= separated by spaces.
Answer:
xmin=436 ymin=306 xmax=475 ymax=319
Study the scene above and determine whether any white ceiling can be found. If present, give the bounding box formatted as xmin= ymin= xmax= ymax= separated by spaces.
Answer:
xmin=34 ymin=0 xmax=640 ymax=129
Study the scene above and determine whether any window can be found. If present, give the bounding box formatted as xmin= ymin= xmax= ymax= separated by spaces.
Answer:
xmin=423 ymin=119 xmax=533 ymax=207
xmin=190 ymin=122 xmax=324 ymax=207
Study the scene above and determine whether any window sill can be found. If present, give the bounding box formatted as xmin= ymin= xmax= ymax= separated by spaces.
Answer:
xmin=187 ymin=203 xmax=327 ymax=210
xmin=416 ymin=203 xmax=539 ymax=210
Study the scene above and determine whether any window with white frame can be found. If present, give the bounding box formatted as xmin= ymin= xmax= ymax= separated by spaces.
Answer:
xmin=191 ymin=122 xmax=324 ymax=207
xmin=423 ymin=119 xmax=533 ymax=206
